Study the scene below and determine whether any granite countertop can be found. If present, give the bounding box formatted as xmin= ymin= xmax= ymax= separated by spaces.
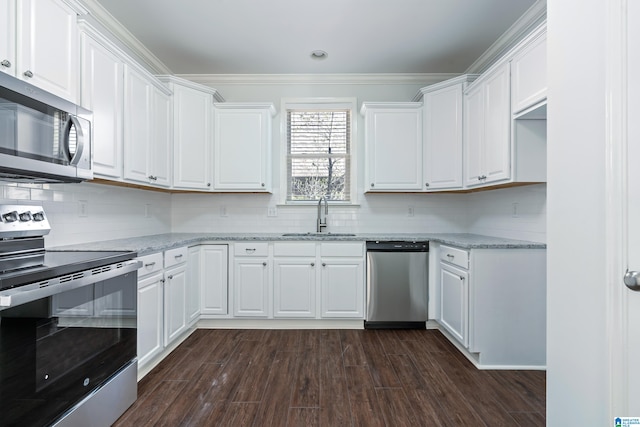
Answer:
xmin=50 ymin=232 xmax=546 ymax=256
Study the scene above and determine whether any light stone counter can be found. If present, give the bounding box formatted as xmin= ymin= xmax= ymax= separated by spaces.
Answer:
xmin=50 ymin=232 xmax=545 ymax=256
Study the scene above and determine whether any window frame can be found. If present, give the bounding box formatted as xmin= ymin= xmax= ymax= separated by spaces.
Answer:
xmin=279 ymin=98 xmax=358 ymax=205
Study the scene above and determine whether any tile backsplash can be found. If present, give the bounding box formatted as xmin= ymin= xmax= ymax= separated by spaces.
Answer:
xmin=0 ymin=181 xmax=546 ymax=247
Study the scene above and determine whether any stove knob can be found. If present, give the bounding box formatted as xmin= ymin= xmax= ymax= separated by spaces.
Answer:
xmin=2 ymin=211 xmax=18 ymax=222
xmin=32 ymin=211 xmax=45 ymax=222
xmin=19 ymin=212 xmax=32 ymax=222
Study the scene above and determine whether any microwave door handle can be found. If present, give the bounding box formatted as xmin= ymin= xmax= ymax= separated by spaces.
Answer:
xmin=64 ymin=115 xmax=85 ymax=166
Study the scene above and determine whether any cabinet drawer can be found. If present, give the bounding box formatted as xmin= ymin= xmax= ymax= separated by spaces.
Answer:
xmin=164 ymin=246 xmax=188 ymax=268
xmin=235 ymin=242 xmax=269 ymax=257
xmin=273 ymin=242 xmax=316 ymax=257
xmin=320 ymin=242 xmax=364 ymax=257
xmin=137 ymin=252 xmax=163 ymax=278
xmin=440 ymin=245 xmax=469 ymax=269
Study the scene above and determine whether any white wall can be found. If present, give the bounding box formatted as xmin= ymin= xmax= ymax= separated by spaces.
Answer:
xmin=547 ymin=0 xmax=609 ymax=425
xmin=0 ymin=181 xmax=171 ymax=248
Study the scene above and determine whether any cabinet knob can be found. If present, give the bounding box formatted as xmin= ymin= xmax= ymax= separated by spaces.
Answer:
xmin=261 ymin=183 xmax=265 ymax=187
xmin=322 ymin=263 xmax=327 ymax=267
xmin=207 ymin=183 xmax=211 ymax=187
xmin=0 ymin=59 xmax=11 ymax=68
xmin=311 ymin=262 xmax=315 ymax=267
xmin=370 ymin=183 xmax=375 ymax=188
xmin=167 ymin=275 xmax=173 ymax=280
xmin=262 ymin=262 xmax=267 ymax=267
xmin=425 ymin=183 xmax=429 ymax=187
xmin=23 ymin=70 xmax=33 ymax=78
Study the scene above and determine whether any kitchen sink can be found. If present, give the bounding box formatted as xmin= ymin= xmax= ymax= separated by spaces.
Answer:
xmin=281 ymin=232 xmax=356 ymax=237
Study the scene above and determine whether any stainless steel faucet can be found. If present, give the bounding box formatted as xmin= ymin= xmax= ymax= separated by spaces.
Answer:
xmin=317 ymin=196 xmax=328 ymax=232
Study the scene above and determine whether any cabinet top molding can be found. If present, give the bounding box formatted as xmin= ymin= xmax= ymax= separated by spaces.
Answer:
xmin=213 ymin=102 xmax=277 ymax=116
xmin=413 ymin=74 xmax=480 ymax=102
xmin=157 ymin=75 xmax=225 ymax=102
xmin=359 ymin=102 xmax=422 ymax=115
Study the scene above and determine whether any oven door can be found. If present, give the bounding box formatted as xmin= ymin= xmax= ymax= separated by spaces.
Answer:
xmin=0 ymin=271 xmax=137 ymax=427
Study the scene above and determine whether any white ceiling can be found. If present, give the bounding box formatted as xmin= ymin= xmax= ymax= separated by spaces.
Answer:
xmin=93 ymin=0 xmax=540 ymax=75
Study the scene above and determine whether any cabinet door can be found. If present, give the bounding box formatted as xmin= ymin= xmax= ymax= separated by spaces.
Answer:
xmin=482 ymin=63 xmax=511 ymax=184
xmin=138 ymin=273 xmax=164 ymax=368
xmin=366 ymin=108 xmax=423 ymax=191
xmin=234 ymin=258 xmax=270 ymax=317
xmin=80 ymin=32 xmax=124 ymax=179
xmin=511 ymin=33 xmax=547 ymax=115
xmin=17 ymin=0 xmax=78 ymax=102
xmin=186 ymin=246 xmax=201 ymax=324
xmin=150 ymin=88 xmax=172 ymax=187
xmin=424 ymin=84 xmax=463 ymax=190
xmin=201 ymin=245 xmax=228 ymax=315
xmin=464 ymin=84 xmax=485 ymax=187
xmin=214 ymin=108 xmax=270 ymax=191
xmin=320 ymin=259 xmax=364 ymax=318
xmin=273 ymin=258 xmax=316 ymax=318
xmin=173 ymin=85 xmax=213 ymax=190
xmin=123 ymin=65 xmax=152 ymax=184
xmin=164 ymin=264 xmax=187 ymax=345
xmin=439 ymin=262 xmax=468 ymax=347
xmin=0 ymin=0 xmax=15 ymax=76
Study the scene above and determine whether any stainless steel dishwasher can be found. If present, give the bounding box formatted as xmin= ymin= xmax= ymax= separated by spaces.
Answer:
xmin=365 ymin=241 xmax=429 ymax=329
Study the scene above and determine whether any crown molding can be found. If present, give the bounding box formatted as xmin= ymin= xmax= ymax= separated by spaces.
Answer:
xmin=465 ymin=0 xmax=547 ymax=74
xmin=78 ymin=0 xmax=172 ymax=74
xmin=156 ymin=75 xmax=225 ymax=102
xmin=175 ymin=73 xmax=459 ymax=86
xmin=213 ymin=102 xmax=277 ymax=116
xmin=412 ymin=74 xmax=480 ymax=101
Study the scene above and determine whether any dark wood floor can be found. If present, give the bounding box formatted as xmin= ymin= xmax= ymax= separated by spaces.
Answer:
xmin=114 ymin=328 xmax=545 ymax=427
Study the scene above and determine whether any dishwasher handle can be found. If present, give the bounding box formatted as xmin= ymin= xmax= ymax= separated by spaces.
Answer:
xmin=366 ymin=241 xmax=429 ymax=252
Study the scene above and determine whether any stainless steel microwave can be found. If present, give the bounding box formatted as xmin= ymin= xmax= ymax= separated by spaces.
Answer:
xmin=0 ymin=72 xmax=92 ymax=183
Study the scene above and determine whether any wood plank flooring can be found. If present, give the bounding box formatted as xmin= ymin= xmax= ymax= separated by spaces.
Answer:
xmin=114 ymin=329 xmax=545 ymax=426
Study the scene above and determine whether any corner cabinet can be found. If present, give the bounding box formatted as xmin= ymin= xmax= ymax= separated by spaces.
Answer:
xmin=1 ymin=0 xmax=81 ymax=102
xmin=213 ymin=103 xmax=276 ymax=192
xmin=200 ymin=244 xmax=229 ymax=316
xmin=362 ymin=102 xmax=423 ymax=191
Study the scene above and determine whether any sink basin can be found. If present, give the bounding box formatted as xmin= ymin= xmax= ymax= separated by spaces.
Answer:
xmin=281 ymin=233 xmax=356 ymax=237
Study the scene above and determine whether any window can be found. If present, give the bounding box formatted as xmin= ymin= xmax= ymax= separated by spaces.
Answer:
xmin=284 ymin=100 xmax=354 ymax=203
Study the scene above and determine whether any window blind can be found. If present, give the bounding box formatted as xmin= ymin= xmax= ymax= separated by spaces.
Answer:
xmin=286 ymin=109 xmax=351 ymax=202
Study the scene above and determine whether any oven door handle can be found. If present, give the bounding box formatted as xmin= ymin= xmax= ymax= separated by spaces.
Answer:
xmin=0 ymin=260 xmax=141 ymax=309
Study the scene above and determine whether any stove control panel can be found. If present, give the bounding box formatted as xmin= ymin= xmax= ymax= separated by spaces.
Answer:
xmin=0 ymin=205 xmax=50 ymax=238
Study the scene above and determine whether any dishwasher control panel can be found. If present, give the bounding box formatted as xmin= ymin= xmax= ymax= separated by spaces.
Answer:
xmin=366 ymin=241 xmax=429 ymax=252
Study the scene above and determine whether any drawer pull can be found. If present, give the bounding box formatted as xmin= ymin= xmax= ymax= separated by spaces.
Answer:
xmin=246 ymin=248 xmax=256 ymax=253
xmin=446 ymin=254 xmax=455 ymax=258
xmin=175 ymin=254 xmax=183 ymax=259
xmin=144 ymin=262 xmax=156 ymax=267
xmin=167 ymin=275 xmax=173 ymax=280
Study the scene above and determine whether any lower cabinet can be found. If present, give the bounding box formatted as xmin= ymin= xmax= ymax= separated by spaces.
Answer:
xmin=137 ymin=271 xmax=164 ymax=368
xmin=234 ymin=255 xmax=270 ymax=317
xmin=439 ymin=261 xmax=468 ymax=346
xmin=200 ymin=245 xmax=229 ymax=316
xmin=320 ymin=259 xmax=364 ymax=318
xmin=163 ymin=262 xmax=187 ymax=345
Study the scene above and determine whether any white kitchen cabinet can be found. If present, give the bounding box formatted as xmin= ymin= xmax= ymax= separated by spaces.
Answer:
xmin=200 ymin=244 xmax=228 ymax=316
xmin=511 ymin=29 xmax=547 ymax=116
xmin=186 ymin=246 xmax=201 ymax=325
xmin=164 ymin=262 xmax=187 ymax=345
xmin=319 ymin=242 xmax=365 ymax=318
xmin=160 ymin=76 xmax=223 ymax=190
xmin=233 ymin=243 xmax=270 ymax=317
xmin=435 ymin=243 xmax=546 ymax=367
xmin=439 ymin=261 xmax=469 ymax=347
xmin=464 ymin=62 xmax=511 ymax=188
xmin=273 ymin=258 xmax=316 ymax=318
xmin=1 ymin=0 xmax=81 ymax=102
xmin=361 ymin=102 xmax=423 ymax=191
xmin=123 ymin=64 xmax=173 ymax=188
xmin=421 ymin=77 xmax=477 ymax=191
xmin=214 ymin=103 xmax=276 ymax=192
xmin=79 ymin=25 xmax=124 ymax=179
xmin=137 ymin=271 xmax=164 ymax=368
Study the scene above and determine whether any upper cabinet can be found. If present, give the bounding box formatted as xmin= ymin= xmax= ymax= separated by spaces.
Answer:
xmin=123 ymin=64 xmax=173 ymax=188
xmin=2 ymin=0 xmax=82 ymax=102
xmin=361 ymin=102 xmax=423 ymax=192
xmin=213 ymin=103 xmax=276 ymax=192
xmin=463 ymin=62 xmax=512 ymax=188
xmin=79 ymin=24 xmax=124 ymax=179
xmin=160 ymin=76 xmax=224 ymax=191
xmin=511 ymin=29 xmax=547 ymax=117
xmin=421 ymin=76 xmax=476 ymax=191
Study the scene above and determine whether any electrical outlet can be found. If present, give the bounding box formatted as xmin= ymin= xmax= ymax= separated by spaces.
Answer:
xmin=408 ymin=206 xmax=415 ymax=217
xmin=512 ymin=202 xmax=519 ymax=218
xmin=78 ymin=200 xmax=88 ymax=217
xmin=220 ymin=206 xmax=228 ymax=217
xmin=267 ymin=206 xmax=277 ymax=217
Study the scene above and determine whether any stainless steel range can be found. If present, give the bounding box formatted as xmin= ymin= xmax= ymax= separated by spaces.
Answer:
xmin=0 ymin=205 xmax=140 ymax=427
